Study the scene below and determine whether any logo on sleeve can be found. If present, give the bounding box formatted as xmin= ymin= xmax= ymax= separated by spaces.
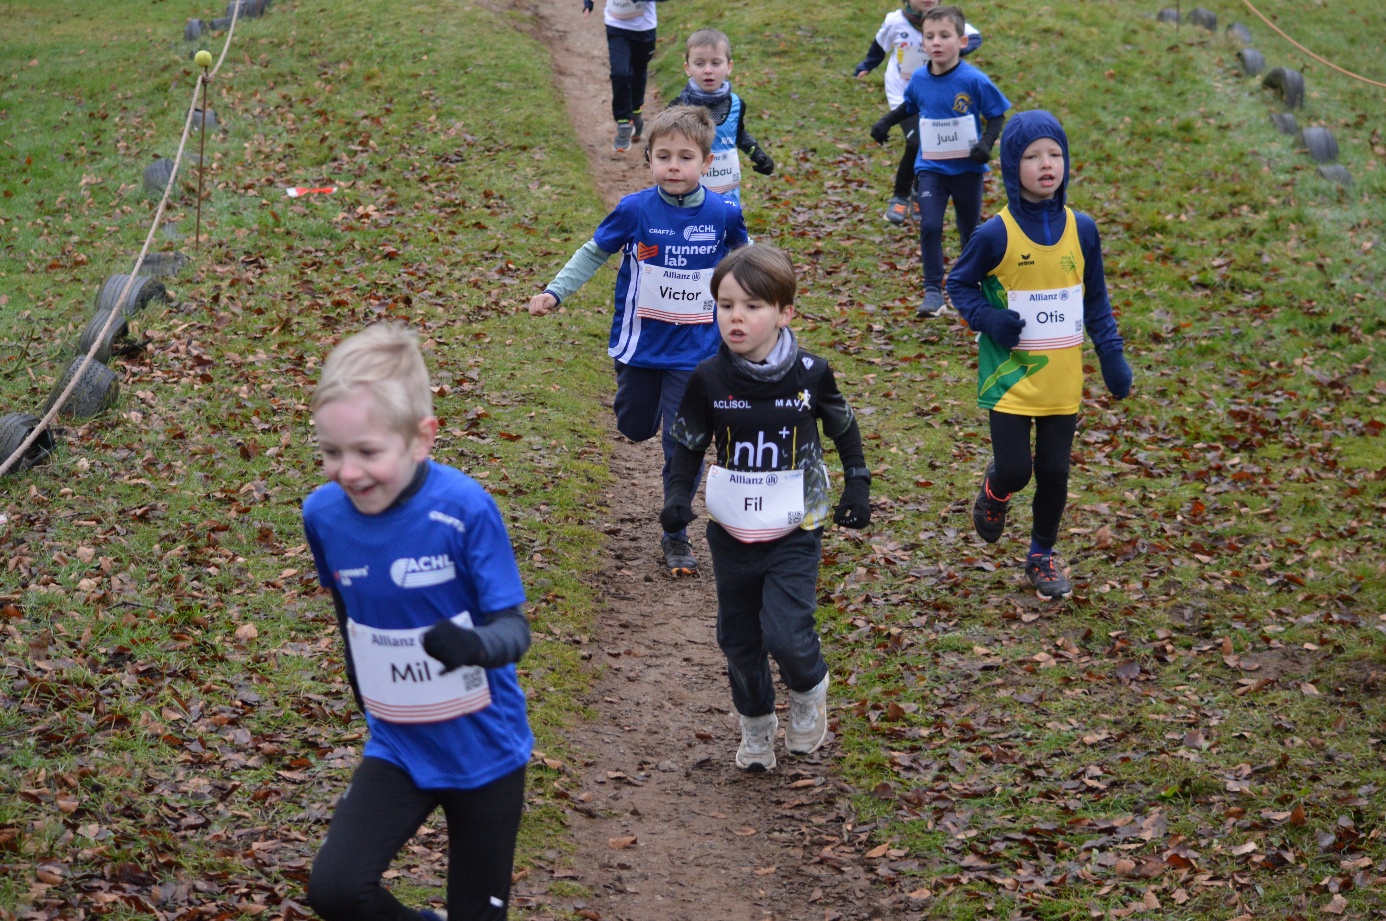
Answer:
xmin=390 ymin=555 xmax=456 ymax=588
xmin=335 ymin=566 xmax=369 ymax=587
xmin=428 ymin=510 xmax=466 ymax=534
xmin=636 ymin=242 xmax=660 ymax=261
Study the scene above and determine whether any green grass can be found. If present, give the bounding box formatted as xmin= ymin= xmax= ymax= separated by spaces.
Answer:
xmin=3 ymin=0 xmax=1385 ymax=918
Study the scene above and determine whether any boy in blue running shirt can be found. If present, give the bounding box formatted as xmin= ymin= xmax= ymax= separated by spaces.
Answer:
xmin=303 ymin=322 xmax=533 ymax=921
xmin=527 ymin=106 xmax=749 ymax=576
xmin=671 ymin=28 xmax=775 ymax=207
xmin=870 ymin=5 xmax=1008 ymax=319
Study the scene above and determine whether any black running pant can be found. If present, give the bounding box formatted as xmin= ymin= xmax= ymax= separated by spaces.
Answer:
xmin=988 ymin=410 xmax=1078 ymax=550
xmin=308 ymin=757 xmax=525 ymax=921
xmin=893 ymin=124 xmax=919 ymax=200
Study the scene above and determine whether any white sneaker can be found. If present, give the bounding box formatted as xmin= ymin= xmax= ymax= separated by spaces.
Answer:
xmin=735 ymin=713 xmax=777 ymax=771
xmin=785 ymin=674 xmax=829 ymax=755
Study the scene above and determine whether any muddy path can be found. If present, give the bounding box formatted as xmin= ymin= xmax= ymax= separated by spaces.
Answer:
xmin=508 ymin=4 xmax=905 ymax=920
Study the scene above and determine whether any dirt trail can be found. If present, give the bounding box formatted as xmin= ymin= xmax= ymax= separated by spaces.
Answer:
xmin=510 ymin=5 xmax=901 ymax=921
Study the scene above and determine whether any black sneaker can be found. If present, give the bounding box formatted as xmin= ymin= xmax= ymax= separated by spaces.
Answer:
xmin=971 ymin=461 xmax=1009 ymax=543
xmin=1026 ymin=553 xmax=1072 ymax=601
xmin=661 ymin=533 xmax=698 ymax=576
xmin=632 ymin=112 xmax=644 ymax=142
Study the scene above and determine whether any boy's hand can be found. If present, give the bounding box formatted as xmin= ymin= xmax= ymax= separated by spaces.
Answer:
xmin=971 ymin=308 xmax=1027 ymax=351
xmin=833 ymin=477 xmax=871 ymax=529
xmin=659 ymin=497 xmax=697 ymax=533
xmin=870 ymin=118 xmax=891 ymax=145
xmin=1098 ymin=349 xmax=1133 ymax=399
xmin=422 ymin=619 xmax=484 ymax=674
xmin=968 ymin=139 xmax=994 ymax=163
xmin=750 ymin=148 xmax=774 ymax=176
xmin=527 ymin=292 xmax=558 ymax=316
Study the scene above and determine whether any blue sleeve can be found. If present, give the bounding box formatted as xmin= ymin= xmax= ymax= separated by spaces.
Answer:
xmin=303 ymin=494 xmax=333 ymax=589
xmin=977 ymin=73 xmax=1010 ymax=119
xmin=946 ymin=216 xmax=1008 ymax=327
xmin=1076 ymin=213 xmax=1124 ymax=355
xmin=460 ymin=489 xmax=527 ymax=614
xmin=592 ymin=195 xmax=638 ymax=256
xmin=856 ymin=40 xmax=886 ymax=74
xmin=727 ymin=201 xmax=749 ymax=248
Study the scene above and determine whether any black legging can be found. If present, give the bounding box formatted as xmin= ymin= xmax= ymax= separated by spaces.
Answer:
xmin=308 ymin=758 xmax=525 ymax=921
xmin=893 ymin=124 xmax=919 ymax=200
xmin=988 ymin=410 xmax=1078 ymax=550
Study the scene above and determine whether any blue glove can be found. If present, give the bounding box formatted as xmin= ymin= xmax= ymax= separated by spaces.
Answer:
xmin=422 ymin=619 xmax=484 ymax=674
xmin=1098 ymin=349 xmax=1132 ymax=399
xmin=660 ymin=497 xmax=697 ymax=533
xmin=970 ymin=307 xmax=1027 ymax=351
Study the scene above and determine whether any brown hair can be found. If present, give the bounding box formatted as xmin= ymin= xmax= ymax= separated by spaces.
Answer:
xmin=644 ymin=105 xmax=716 ymax=159
xmin=710 ymin=244 xmax=797 ymax=308
xmin=685 ymin=28 xmax=731 ymax=59
xmin=312 ymin=322 xmax=433 ymax=437
xmin=923 ymin=5 xmax=966 ymax=35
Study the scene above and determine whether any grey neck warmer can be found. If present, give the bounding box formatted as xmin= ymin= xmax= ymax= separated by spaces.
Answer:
xmin=728 ymin=328 xmax=797 ymax=382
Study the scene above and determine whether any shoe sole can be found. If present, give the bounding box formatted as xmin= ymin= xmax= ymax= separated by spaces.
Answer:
xmin=1034 ymin=586 xmax=1073 ymax=601
xmin=665 ymin=565 xmax=697 ymax=577
xmin=785 ymin=728 xmax=827 ymax=755
xmin=735 ymin=756 xmax=775 ymax=771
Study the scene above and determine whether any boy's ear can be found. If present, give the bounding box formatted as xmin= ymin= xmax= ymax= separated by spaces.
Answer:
xmin=777 ymin=303 xmax=796 ymax=327
xmin=644 ymin=145 xmax=651 ymax=163
xmin=413 ymin=416 xmax=439 ymax=459
xmin=701 ymin=151 xmax=715 ymax=173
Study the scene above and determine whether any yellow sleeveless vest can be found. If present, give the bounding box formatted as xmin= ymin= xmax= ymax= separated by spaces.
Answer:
xmin=975 ymin=205 xmax=1085 ymax=416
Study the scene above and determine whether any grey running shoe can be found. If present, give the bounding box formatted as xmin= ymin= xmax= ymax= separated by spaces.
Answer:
xmin=883 ymin=196 xmax=910 ymax=224
xmin=736 ymin=713 xmax=777 ymax=771
xmin=661 ymin=533 xmax=698 ymax=576
xmin=613 ymin=121 xmax=634 ymax=153
xmin=1026 ymin=553 xmax=1073 ymax=601
xmin=917 ymin=287 xmax=947 ymax=318
xmin=971 ymin=461 xmax=1010 ymax=543
xmin=785 ymin=674 xmax=829 ymax=755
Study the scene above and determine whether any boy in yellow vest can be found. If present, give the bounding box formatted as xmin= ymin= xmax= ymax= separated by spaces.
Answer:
xmin=946 ymin=110 xmax=1132 ymax=600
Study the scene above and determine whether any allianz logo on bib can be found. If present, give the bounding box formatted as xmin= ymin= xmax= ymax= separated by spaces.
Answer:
xmin=683 ymin=224 xmax=717 ymax=242
xmin=335 ymin=566 xmax=369 ymax=587
xmin=390 ymin=555 xmax=456 ymax=588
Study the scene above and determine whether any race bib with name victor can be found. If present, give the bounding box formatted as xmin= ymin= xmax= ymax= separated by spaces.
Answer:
xmin=635 ymin=264 xmax=715 ymax=324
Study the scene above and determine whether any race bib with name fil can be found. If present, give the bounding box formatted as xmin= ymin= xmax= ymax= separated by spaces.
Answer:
xmin=705 ymin=465 xmax=805 ymax=543
xmin=702 ymin=148 xmax=742 ymax=194
xmin=635 ymin=264 xmax=715 ymax=324
xmin=1007 ymin=284 xmax=1085 ymax=350
xmin=917 ymin=116 xmax=979 ymax=160
xmin=348 ymin=611 xmax=491 ymax=724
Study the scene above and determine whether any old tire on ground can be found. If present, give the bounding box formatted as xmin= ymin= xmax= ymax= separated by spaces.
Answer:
xmin=1156 ymin=8 xmax=1180 ymax=24
xmin=43 ymin=357 xmax=120 ymax=420
xmin=76 ymin=309 xmax=130 ymax=365
xmin=95 ymin=274 xmax=167 ymax=316
xmin=1188 ymin=7 xmax=1216 ymax=30
xmin=1299 ymin=126 xmax=1339 ymax=163
xmin=192 ymin=107 xmax=219 ymax=131
xmin=1262 ymin=67 xmax=1305 ymax=109
xmin=1317 ymin=165 xmax=1352 ymax=186
xmin=143 ymin=158 xmax=180 ymax=197
xmin=1226 ymin=22 xmax=1252 ymax=45
xmin=0 ymin=413 xmax=57 ymax=474
xmin=185 ymin=19 xmax=205 ymax=41
xmin=1269 ymin=112 xmax=1298 ymax=135
xmin=1237 ymin=48 xmax=1265 ymax=76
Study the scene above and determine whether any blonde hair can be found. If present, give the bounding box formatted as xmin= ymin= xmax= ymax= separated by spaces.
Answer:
xmin=312 ymin=322 xmax=433 ymax=436
xmin=645 ymin=105 xmax=716 ymax=159
xmin=686 ymin=28 xmax=731 ymax=59
xmin=711 ymin=244 xmax=797 ymax=308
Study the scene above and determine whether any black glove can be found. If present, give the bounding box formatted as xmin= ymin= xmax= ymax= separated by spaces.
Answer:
xmin=750 ymin=147 xmax=774 ymax=176
xmin=970 ymin=307 xmax=1027 ymax=351
xmin=660 ymin=496 xmax=697 ymax=533
xmin=968 ymin=139 xmax=994 ymax=164
xmin=422 ymin=619 xmax=484 ymax=675
xmin=870 ymin=118 xmax=892 ymax=145
xmin=833 ymin=477 xmax=871 ymax=529
xmin=1098 ymin=349 xmax=1132 ymax=399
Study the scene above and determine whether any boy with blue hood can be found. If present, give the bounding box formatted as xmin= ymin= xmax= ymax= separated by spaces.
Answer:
xmin=946 ymin=110 xmax=1133 ymax=601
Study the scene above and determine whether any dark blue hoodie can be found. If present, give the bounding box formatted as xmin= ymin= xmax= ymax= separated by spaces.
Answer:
xmin=948 ymin=110 xmax=1124 ymax=357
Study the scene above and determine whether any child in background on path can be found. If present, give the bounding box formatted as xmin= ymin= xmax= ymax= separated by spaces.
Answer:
xmin=660 ymin=245 xmax=871 ymax=771
xmin=855 ymin=0 xmax=983 ymax=225
xmin=869 ymin=4 xmax=1008 ymax=319
xmin=303 ymin=323 xmax=533 ymax=921
xmin=671 ymin=28 xmax=775 ymax=207
xmin=527 ymin=106 xmax=749 ymax=577
xmin=584 ymin=0 xmax=669 ymax=152
xmin=947 ymin=110 xmax=1132 ymax=601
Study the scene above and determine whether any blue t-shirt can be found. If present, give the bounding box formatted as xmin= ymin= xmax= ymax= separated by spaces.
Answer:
xmin=902 ymin=61 xmax=1010 ymax=176
xmin=593 ymin=186 xmax=749 ymax=369
xmin=303 ymin=461 xmax=532 ymax=791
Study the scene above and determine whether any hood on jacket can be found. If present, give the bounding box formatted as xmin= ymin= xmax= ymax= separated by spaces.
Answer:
xmin=1000 ymin=109 xmax=1070 ymax=212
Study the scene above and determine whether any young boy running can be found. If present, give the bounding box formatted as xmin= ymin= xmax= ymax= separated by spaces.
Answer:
xmin=947 ymin=110 xmax=1133 ymax=600
xmin=660 ymin=245 xmax=871 ymax=771
xmin=583 ymin=0 xmax=669 ymax=152
xmin=527 ymin=106 xmax=749 ymax=576
xmin=303 ymin=322 xmax=533 ymax=921
xmin=869 ymin=4 xmax=1008 ymax=319
xmin=671 ymin=28 xmax=775 ymax=206
xmin=855 ymin=0 xmax=983 ymax=225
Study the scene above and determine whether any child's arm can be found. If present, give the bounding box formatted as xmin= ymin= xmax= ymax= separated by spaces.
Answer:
xmin=659 ymin=374 xmax=712 ymax=532
xmin=1076 ymin=215 xmax=1132 ymax=398
xmin=422 ymin=605 xmax=532 ymax=672
xmin=870 ymin=101 xmax=913 ymax=144
xmin=527 ymin=239 xmax=615 ymax=315
xmin=969 ymin=112 xmax=1006 ymax=164
xmin=327 ymin=587 xmax=367 ymax=714
xmin=733 ymin=103 xmax=774 ymax=176
xmin=816 ymin=367 xmax=871 ymax=529
xmin=948 ymin=219 xmax=1027 ymax=350
xmin=854 ymin=39 xmax=887 ymax=77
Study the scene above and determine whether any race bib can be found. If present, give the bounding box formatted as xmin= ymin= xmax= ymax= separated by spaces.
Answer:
xmin=896 ymin=45 xmax=926 ymax=79
xmin=705 ymin=465 xmax=804 ymax=543
xmin=635 ymin=264 xmax=715 ymax=324
xmin=917 ymin=116 xmax=979 ymax=160
xmin=347 ymin=611 xmax=491 ymax=724
xmin=1008 ymin=284 xmax=1085 ymax=350
xmin=606 ymin=0 xmax=646 ymax=19
xmin=701 ymin=148 xmax=742 ymax=194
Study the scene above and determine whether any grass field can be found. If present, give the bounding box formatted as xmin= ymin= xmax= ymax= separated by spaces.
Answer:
xmin=2 ymin=0 xmax=1383 ymax=918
